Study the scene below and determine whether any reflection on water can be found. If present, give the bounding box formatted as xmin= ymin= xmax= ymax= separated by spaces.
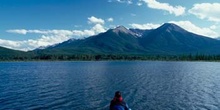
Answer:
xmin=0 ymin=61 xmax=220 ymax=110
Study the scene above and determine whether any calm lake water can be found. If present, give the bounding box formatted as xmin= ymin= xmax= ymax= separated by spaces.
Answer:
xmin=0 ymin=61 xmax=220 ymax=110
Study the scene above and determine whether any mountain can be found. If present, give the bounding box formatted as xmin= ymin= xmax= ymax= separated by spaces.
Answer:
xmin=0 ymin=46 xmax=29 ymax=59
xmin=139 ymin=23 xmax=220 ymax=54
xmin=33 ymin=23 xmax=220 ymax=56
xmin=35 ymin=26 xmax=145 ymax=55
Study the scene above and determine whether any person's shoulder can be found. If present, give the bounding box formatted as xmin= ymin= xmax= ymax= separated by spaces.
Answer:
xmin=121 ymin=101 xmax=127 ymax=105
xmin=110 ymin=100 xmax=115 ymax=104
xmin=110 ymin=100 xmax=117 ymax=107
xmin=121 ymin=101 xmax=129 ymax=110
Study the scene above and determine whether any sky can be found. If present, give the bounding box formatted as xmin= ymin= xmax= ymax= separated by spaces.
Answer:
xmin=0 ymin=0 xmax=220 ymax=51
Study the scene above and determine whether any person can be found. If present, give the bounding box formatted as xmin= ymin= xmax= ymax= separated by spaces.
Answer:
xmin=110 ymin=91 xmax=130 ymax=110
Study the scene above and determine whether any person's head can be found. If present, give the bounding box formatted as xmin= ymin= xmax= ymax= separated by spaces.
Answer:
xmin=114 ymin=91 xmax=123 ymax=102
xmin=114 ymin=91 xmax=122 ymax=98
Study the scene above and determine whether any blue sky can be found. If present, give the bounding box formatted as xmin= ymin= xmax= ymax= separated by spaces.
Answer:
xmin=0 ymin=0 xmax=220 ymax=51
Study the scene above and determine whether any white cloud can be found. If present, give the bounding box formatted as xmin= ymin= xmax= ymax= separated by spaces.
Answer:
xmin=0 ymin=39 xmax=22 ymax=49
xmin=189 ymin=3 xmax=220 ymax=22
xmin=88 ymin=16 xmax=106 ymax=34
xmin=92 ymin=24 xmax=106 ymax=33
xmin=169 ymin=21 xmax=219 ymax=38
xmin=7 ymin=29 xmax=75 ymax=36
xmin=210 ymin=25 xmax=217 ymax=30
xmin=127 ymin=0 xmax=132 ymax=4
xmin=5 ymin=16 xmax=107 ymax=51
xmin=107 ymin=17 xmax=114 ymax=22
xmin=88 ymin=16 xmax=105 ymax=25
xmin=6 ymin=29 xmax=27 ymax=35
xmin=5 ymin=27 xmax=103 ymax=51
xmin=113 ymin=0 xmax=133 ymax=4
xmin=141 ymin=0 xmax=185 ymax=16
xmin=3 ymin=29 xmax=91 ymax=51
xmin=72 ymin=30 xmax=95 ymax=37
xmin=129 ymin=23 xmax=161 ymax=29
xmin=26 ymin=35 xmax=70 ymax=48
xmin=137 ymin=2 xmax=143 ymax=6
xmin=2 ymin=30 xmax=75 ymax=51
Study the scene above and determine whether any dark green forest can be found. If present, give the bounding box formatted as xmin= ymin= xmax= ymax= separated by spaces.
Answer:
xmin=1 ymin=54 xmax=220 ymax=61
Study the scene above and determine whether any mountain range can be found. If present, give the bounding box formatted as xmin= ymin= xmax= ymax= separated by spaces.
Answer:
xmin=1 ymin=23 xmax=220 ymax=59
xmin=32 ymin=23 xmax=220 ymax=55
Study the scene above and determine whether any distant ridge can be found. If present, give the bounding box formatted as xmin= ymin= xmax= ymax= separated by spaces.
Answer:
xmin=32 ymin=23 xmax=220 ymax=55
xmin=1 ymin=23 xmax=220 ymax=60
xmin=0 ymin=46 xmax=30 ymax=59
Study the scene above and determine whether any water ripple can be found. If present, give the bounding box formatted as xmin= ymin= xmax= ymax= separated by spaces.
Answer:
xmin=0 ymin=61 xmax=220 ymax=110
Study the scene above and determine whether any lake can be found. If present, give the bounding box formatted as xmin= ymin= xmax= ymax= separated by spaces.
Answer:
xmin=0 ymin=61 xmax=220 ymax=110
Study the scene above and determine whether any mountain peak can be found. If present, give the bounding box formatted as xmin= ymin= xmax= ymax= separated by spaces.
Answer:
xmin=113 ymin=26 xmax=128 ymax=33
xmin=163 ymin=23 xmax=178 ymax=27
xmin=159 ymin=23 xmax=186 ymax=32
xmin=111 ymin=25 xmax=137 ymax=36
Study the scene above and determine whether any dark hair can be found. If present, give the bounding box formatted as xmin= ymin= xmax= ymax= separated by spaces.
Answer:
xmin=115 ymin=91 xmax=121 ymax=98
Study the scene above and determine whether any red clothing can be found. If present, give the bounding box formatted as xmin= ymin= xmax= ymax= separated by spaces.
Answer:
xmin=110 ymin=96 xmax=129 ymax=110
xmin=113 ymin=96 xmax=123 ymax=102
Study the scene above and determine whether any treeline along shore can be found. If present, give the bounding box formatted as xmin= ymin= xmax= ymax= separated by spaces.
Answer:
xmin=1 ymin=54 xmax=220 ymax=61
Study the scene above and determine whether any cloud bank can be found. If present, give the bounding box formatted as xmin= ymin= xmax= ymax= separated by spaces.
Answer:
xmin=189 ymin=3 xmax=220 ymax=22
xmin=129 ymin=23 xmax=161 ymax=29
xmin=4 ymin=16 xmax=107 ymax=51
